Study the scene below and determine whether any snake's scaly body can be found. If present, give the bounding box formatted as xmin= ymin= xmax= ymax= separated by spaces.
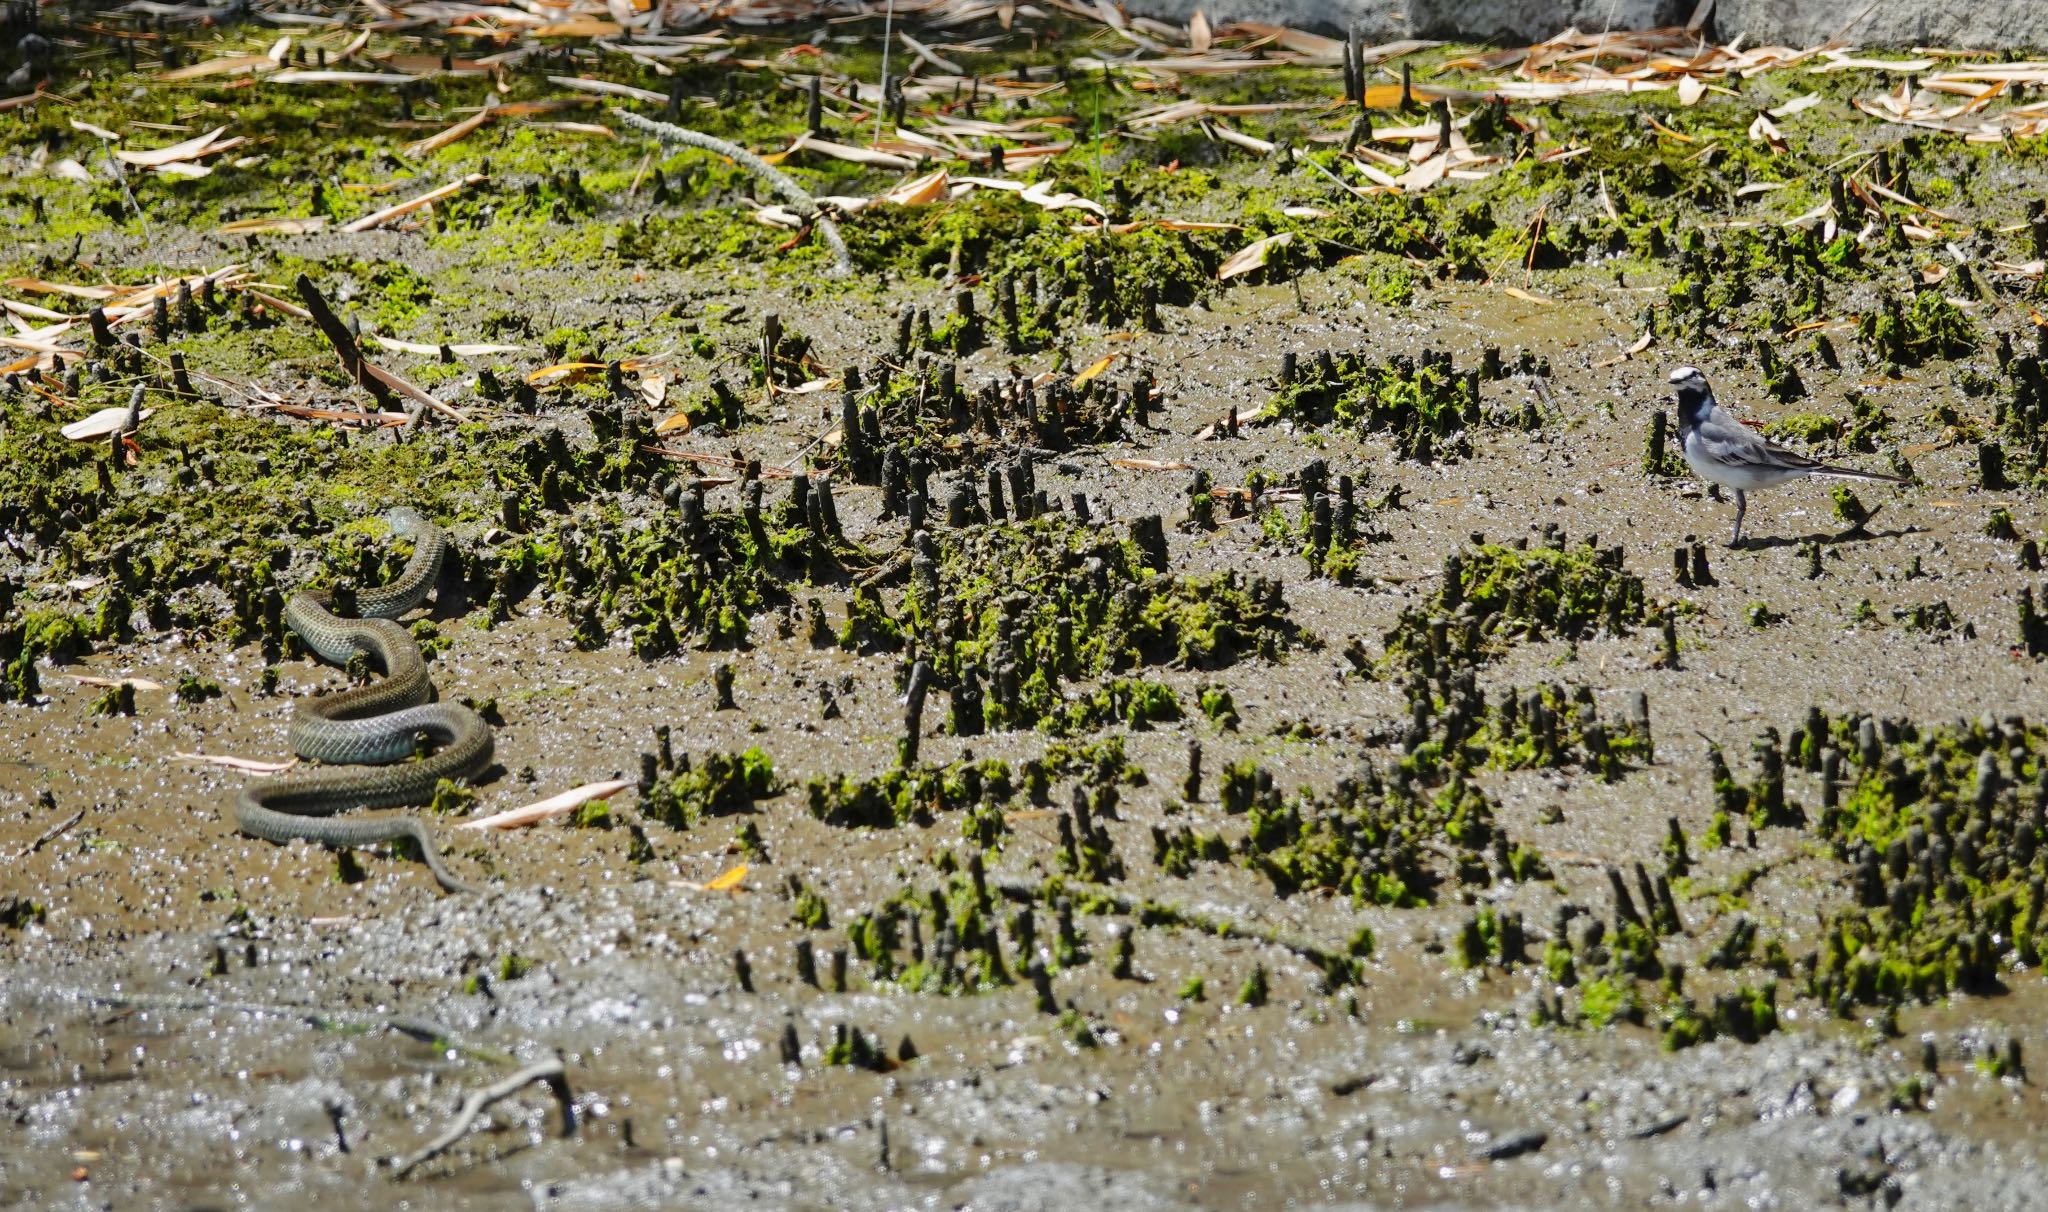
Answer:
xmin=234 ymin=509 xmax=492 ymax=894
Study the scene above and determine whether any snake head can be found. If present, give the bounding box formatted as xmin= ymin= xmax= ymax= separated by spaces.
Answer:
xmin=384 ymin=506 xmax=432 ymax=537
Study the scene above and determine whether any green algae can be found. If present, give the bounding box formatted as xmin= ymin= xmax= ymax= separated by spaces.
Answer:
xmin=1378 ymin=532 xmax=1649 ymax=679
xmin=638 ymin=747 xmax=779 ymax=830
xmin=1260 ymin=351 xmax=1488 ymax=462
xmin=890 ymin=515 xmax=1309 ymax=736
xmin=805 ymin=755 xmax=1014 ymax=829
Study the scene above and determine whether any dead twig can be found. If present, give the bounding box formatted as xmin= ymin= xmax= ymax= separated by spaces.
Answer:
xmin=292 ymin=275 xmax=470 ymax=423
xmin=610 ymin=107 xmax=852 ymax=275
xmin=390 ymin=1056 xmax=576 ymax=1180
xmin=10 ymin=808 xmax=85 ymax=862
xmin=98 ymin=144 xmax=152 ymax=247
xmin=295 ymin=273 xmax=396 ymax=411
xmin=82 ymin=992 xmax=512 ymax=1065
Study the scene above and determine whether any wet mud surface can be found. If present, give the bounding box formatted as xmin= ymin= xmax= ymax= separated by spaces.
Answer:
xmin=6 ymin=7 xmax=2048 ymax=1208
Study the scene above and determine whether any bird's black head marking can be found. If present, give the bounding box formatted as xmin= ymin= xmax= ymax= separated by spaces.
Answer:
xmin=1667 ymin=365 xmax=1715 ymax=428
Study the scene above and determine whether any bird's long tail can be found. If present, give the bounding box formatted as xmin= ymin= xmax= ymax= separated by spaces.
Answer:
xmin=1811 ymin=464 xmax=1906 ymax=484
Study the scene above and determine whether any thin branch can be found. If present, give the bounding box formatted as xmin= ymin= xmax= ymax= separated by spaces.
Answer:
xmin=86 ymin=992 xmax=514 ymax=1066
xmin=9 ymin=808 xmax=84 ymax=861
xmin=295 ymin=273 xmax=397 ymax=411
xmin=97 ymin=143 xmax=151 ymax=247
xmin=610 ymin=107 xmax=853 ymax=275
xmin=389 ymin=1057 xmax=576 ymax=1179
xmin=875 ymin=0 xmax=895 ymax=149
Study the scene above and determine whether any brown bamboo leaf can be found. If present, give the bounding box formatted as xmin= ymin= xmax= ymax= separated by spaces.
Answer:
xmin=404 ymin=98 xmax=498 ymax=158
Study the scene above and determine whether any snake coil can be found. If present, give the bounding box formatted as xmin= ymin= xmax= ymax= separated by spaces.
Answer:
xmin=233 ymin=508 xmax=492 ymax=893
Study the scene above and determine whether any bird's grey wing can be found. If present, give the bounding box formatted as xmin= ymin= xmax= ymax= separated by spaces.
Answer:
xmin=1695 ymin=410 xmax=1821 ymax=470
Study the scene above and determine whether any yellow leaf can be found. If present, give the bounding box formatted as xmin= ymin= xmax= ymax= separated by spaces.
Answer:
xmin=1074 ymin=352 xmax=1120 ymax=384
xmin=705 ymin=864 xmax=749 ymax=892
xmin=1358 ymin=83 xmax=1407 ymax=109
xmin=533 ymin=19 xmax=622 ymax=36
xmin=655 ymin=410 xmax=693 ymax=435
xmin=1502 ymin=284 xmax=1555 ymax=305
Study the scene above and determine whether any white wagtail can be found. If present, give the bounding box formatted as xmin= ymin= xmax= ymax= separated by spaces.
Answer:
xmin=1669 ymin=365 xmax=1904 ymax=547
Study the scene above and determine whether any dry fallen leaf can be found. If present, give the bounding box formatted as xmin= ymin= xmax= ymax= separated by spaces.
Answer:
xmin=1748 ymin=112 xmax=1787 ymax=152
xmin=454 ymin=779 xmax=634 ymax=831
xmin=64 ymin=674 xmax=165 ymax=691
xmin=704 ymin=864 xmax=749 ymax=891
xmin=1768 ymin=92 xmax=1822 ymax=118
xmin=371 ymin=336 xmax=526 ymax=358
xmin=1217 ymin=231 xmax=1294 ymax=281
xmin=342 ymin=173 xmax=488 ymax=234
xmin=61 ymin=405 xmax=154 ymax=441
xmin=173 ymin=752 xmax=298 ymax=774
xmin=527 ymin=361 xmax=606 ymax=386
xmin=114 ymin=126 xmax=241 ymax=168
xmin=1074 ymin=352 xmax=1121 ymax=384
xmin=1593 ymin=329 xmax=1656 ymax=367
xmin=880 ymin=168 xmax=949 ymax=206
xmin=220 ymin=216 xmax=329 ymax=235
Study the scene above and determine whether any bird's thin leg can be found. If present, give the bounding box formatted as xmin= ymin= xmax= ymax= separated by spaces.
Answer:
xmin=1730 ymin=489 xmax=1746 ymax=548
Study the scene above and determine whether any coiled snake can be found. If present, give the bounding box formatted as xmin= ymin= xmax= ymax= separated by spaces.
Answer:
xmin=234 ymin=508 xmax=492 ymax=893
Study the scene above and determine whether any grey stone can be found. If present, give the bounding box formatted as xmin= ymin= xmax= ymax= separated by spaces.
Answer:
xmin=1120 ymin=0 xmax=2048 ymax=49
xmin=1710 ymin=0 xmax=2048 ymax=49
